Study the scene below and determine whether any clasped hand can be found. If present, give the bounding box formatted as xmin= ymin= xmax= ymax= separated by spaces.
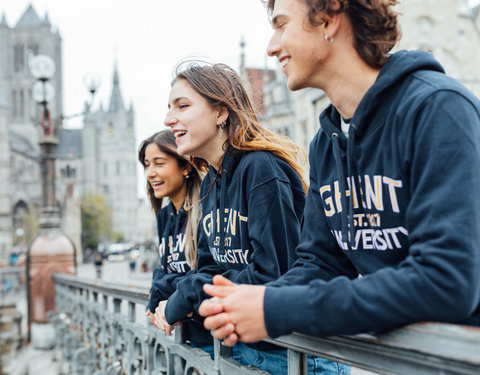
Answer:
xmin=198 ymin=275 xmax=268 ymax=346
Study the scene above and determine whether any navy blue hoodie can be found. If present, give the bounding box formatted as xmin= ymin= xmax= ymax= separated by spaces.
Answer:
xmin=165 ymin=149 xmax=306 ymax=349
xmin=264 ymin=50 xmax=480 ymax=338
xmin=148 ymin=201 xmax=212 ymax=347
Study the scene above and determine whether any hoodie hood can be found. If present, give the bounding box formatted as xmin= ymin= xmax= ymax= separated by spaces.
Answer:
xmin=320 ymin=50 xmax=445 ymax=143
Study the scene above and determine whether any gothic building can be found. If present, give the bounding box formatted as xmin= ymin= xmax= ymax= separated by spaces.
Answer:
xmin=0 ymin=5 xmax=138 ymax=261
xmin=56 ymin=63 xmax=138 ymax=244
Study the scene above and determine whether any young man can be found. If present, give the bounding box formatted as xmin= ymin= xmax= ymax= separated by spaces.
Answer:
xmin=198 ymin=0 xmax=480 ymax=346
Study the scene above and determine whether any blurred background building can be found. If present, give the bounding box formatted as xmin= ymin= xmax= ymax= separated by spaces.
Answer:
xmin=0 ymin=5 xmax=139 ymax=263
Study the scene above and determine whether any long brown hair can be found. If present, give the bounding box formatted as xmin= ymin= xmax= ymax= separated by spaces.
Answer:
xmin=138 ymin=130 xmax=203 ymax=268
xmin=172 ymin=62 xmax=308 ymax=192
xmin=263 ymin=0 xmax=401 ymax=69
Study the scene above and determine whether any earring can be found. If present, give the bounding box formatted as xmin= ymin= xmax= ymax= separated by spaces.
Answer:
xmin=219 ymin=121 xmax=226 ymax=137
xmin=325 ymin=34 xmax=334 ymax=43
xmin=184 ymin=172 xmax=189 ymax=179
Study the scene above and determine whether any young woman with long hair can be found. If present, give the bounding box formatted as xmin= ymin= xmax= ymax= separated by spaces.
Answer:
xmin=155 ymin=62 xmax=344 ymax=374
xmin=138 ymin=129 xmax=211 ymax=348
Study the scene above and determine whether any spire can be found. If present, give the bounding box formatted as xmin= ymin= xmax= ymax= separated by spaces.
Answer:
xmin=0 ymin=13 xmax=8 ymax=27
xmin=108 ymin=60 xmax=125 ymax=113
xmin=44 ymin=11 xmax=51 ymax=26
xmin=15 ymin=4 xmax=43 ymax=28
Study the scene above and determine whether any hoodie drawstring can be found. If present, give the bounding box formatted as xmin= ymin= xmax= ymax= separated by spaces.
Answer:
xmin=346 ymin=125 xmax=357 ymax=248
xmin=332 ymin=126 xmax=358 ymax=250
xmin=332 ymin=133 xmax=350 ymax=246
xmin=219 ymin=169 xmax=227 ymax=255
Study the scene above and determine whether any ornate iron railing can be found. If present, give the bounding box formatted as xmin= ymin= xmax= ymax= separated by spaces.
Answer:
xmin=52 ymin=273 xmax=480 ymax=375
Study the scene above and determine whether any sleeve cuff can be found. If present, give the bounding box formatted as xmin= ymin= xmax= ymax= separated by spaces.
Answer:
xmin=165 ymin=290 xmax=194 ymax=324
xmin=264 ymin=285 xmax=312 ymax=338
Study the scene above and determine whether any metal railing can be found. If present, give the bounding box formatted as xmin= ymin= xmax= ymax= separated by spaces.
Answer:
xmin=52 ymin=273 xmax=480 ymax=375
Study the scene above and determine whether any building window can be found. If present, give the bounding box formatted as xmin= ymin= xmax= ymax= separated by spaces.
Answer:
xmin=12 ymin=90 xmax=17 ymax=117
xmin=12 ymin=89 xmax=25 ymax=119
xmin=19 ymin=90 xmax=24 ymax=119
xmin=14 ymin=43 xmax=24 ymax=72
xmin=61 ymin=165 xmax=76 ymax=179
xmin=116 ymin=161 xmax=120 ymax=174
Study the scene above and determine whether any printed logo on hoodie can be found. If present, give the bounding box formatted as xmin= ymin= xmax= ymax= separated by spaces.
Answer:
xmin=320 ymin=174 xmax=409 ymax=251
xmin=158 ymin=234 xmax=189 ymax=273
xmin=203 ymin=208 xmax=250 ymax=265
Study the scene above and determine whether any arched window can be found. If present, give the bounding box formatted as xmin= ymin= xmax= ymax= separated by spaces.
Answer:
xmin=12 ymin=200 xmax=28 ymax=235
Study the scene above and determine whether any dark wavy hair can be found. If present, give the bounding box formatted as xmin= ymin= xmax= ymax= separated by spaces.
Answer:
xmin=263 ymin=0 xmax=401 ymax=68
xmin=138 ymin=130 xmax=203 ymax=268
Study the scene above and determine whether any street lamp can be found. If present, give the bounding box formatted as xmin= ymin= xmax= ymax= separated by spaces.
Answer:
xmin=30 ymin=54 xmax=58 ymax=214
xmin=30 ymin=54 xmax=56 ymax=137
xmin=26 ymin=54 xmax=99 ymax=347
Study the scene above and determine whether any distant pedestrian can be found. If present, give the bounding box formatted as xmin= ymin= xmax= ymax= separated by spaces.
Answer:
xmin=129 ymin=258 xmax=136 ymax=272
xmin=93 ymin=253 xmax=103 ymax=279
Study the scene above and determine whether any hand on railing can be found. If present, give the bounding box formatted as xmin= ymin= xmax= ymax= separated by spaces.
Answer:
xmin=150 ymin=300 xmax=192 ymax=336
xmin=200 ymin=275 xmax=268 ymax=346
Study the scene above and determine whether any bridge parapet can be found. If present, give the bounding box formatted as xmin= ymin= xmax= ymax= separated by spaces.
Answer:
xmin=52 ymin=273 xmax=480 ymax=375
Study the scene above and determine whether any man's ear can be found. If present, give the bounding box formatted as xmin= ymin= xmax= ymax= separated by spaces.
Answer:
xmin=323 ymin=0 xmax=343 ymax=35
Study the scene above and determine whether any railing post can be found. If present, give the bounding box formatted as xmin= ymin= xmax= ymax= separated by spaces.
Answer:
xmin=128 ymin=301 xmax=135 ymax=322
xmin=287 ymin=348 xmax=307 ymax=375
xmin=214 ymin=337 xmax=233 ymax=373
xmin=172 ymin=325 xmax=187 ymax=374
xmin=113 ymin=298 xmax=121 ymax=314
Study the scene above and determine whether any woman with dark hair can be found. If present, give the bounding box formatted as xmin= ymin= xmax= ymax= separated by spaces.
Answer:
xmin=155 ymin=62 xmax=345 ymax=374
xmin=138 ymin=130 xmax=210 ymax=349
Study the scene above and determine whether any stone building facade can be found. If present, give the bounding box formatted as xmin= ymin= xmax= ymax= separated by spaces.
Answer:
xmin=0 ymin=5 xmax=138 ymax=261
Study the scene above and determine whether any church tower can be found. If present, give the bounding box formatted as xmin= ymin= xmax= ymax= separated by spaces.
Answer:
xmin=95 ymin=61 xmax=138 ymax=241
xmin=3 ymin=4 xmax=62 ymax=141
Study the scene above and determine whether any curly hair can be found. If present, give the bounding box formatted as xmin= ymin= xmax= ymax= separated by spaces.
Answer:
xmin=263 ymin=0 xmax=401 ymax=68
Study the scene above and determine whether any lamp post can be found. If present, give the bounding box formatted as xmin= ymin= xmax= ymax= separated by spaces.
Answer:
xmin=26 ymin=54 xmax=99 ymax=348
xmin=30 ymin=55 xmax=59 ymax=226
